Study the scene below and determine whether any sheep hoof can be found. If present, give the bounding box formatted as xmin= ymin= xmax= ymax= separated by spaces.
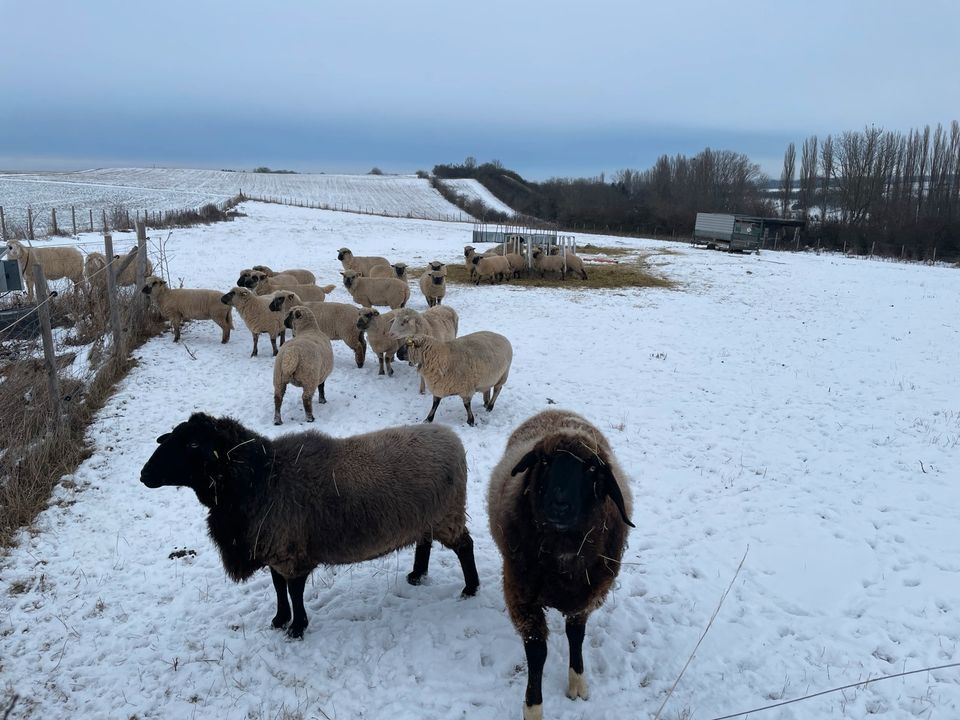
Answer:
xmin=522 ymin=703 xmax=543 ymax=720
xmin=460 ymin=584 xmax=478 ymax=598
xmin=566 ymin=669 xmax=589 ymax=700
xmin=406 ymin=571 xmax=424 ymax=586
xmin=271 ymin=613 xmax=291 ymax=629
xmin=286 ymin=622 xmax=307 ymax=640
xmin=306 ymin=415 xmax=315 ymax=422
xmin=274 ymin=417 xmax=283 ymax=426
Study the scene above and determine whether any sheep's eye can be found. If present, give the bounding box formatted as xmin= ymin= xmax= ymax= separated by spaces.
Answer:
xmin=587 ymin=465 xmax=597 ymax=474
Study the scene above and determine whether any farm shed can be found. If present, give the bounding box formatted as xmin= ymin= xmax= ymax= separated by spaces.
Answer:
xmin=694 ymin=213 xmax=805 ymax=252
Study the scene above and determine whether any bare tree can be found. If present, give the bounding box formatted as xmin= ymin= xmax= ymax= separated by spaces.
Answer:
xmin=780 ymin=143 xmax=796 ymax=218
xmin=819 ymin=135 xmax=834 ymax=222
xmin=798 ymin=136 xmax=818 ymax=221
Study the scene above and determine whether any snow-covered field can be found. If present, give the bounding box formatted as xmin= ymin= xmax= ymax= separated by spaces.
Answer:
xmin=0 ymin=169 xmax=492 ymax=235
xmin=2 ymin=201 xmax=959 ymax=719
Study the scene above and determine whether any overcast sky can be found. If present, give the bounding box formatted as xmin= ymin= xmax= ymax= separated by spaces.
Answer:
xmin=2 ymin=0 xmax=958 ymax=179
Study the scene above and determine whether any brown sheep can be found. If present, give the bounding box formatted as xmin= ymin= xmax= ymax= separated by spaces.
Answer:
xmin=356 ymin=308 xmax=401 ymax=376
xmin=140 ymin=413 xmax=479 ymax=639
xmin=487 ymin=410 xmax=634 ymax=719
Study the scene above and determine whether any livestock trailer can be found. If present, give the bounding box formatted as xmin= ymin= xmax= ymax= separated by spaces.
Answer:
xmin=694 ymin=213 xmax=804 ymax=253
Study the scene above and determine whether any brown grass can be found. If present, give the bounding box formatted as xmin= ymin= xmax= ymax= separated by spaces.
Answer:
xmin=0 ymin=289 xmax=163 ymax=548
xmin=415 ymin=255 xmax=674 ymax=291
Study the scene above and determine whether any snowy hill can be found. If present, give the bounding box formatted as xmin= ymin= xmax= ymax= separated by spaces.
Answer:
xmin=0 ymin=168 xmax=493 ymax=235
xmin=1 ymin=202 xmax=959 ymax=719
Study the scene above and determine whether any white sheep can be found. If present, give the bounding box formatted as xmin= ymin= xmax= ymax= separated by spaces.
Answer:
xmin=249 ymin=271 xmax=334 ymax=301
xmin=419 ymin=269 xmax=447 ymax=307
xmin=471 ymin=255 xmax=511 ymax=284
xmin=389 ymin=306 xmax=459 ymax=393
xmin=5 ymin=239 xmax=84 ymax=300
xmin=403 ymin=331 xmax=512 ymax=425
xmin=252 ymin=265 xmax=316 ymax=284
xmin=269 ymin=291 xmax=367 ymax=368
xmin=273 ymin=305 xmax=334 ymax=425
xmin=341 ymin=269 xmax=409 ymax=309
xmin=141 ymin=275 xmax=233 ymax=343
xmin=338 ymin=247 xmax=390 ymax=277
xmin=369 ymin=262 xmax=408 ymax=281
xmin=356 ymin=307 xmax=401 ymax=376
xmin=220 ymin=286 xmax=287 ymax=356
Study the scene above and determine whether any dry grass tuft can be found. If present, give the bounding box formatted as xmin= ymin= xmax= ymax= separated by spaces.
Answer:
xmin=413 ymin=254 xmax=674 ymax=291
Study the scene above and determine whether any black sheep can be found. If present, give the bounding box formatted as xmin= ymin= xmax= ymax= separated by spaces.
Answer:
xmin=487 ymin=409 xmax=634 ymax=719
xmin=140 ymin=413 xmax=479 ymax=638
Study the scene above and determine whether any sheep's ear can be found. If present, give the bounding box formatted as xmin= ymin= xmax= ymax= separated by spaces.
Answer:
xmin=156 ymin=432 xmax=171 ymax=444
xmin=603 ymin=469 xmax=635 ymax=528
xmin=510 ymin=450 xmax=540 ymax=478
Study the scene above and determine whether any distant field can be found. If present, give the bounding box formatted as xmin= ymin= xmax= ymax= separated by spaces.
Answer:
xmin=0 ymin=168 xmax=507 ymax=235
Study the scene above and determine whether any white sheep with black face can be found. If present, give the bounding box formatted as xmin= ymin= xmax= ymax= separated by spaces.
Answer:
xmin=141 ymin=275 xmax=233 ymax=343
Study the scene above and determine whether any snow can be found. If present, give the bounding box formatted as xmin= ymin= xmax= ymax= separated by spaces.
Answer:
xmin=0 ymin=169 xmax=478 ymax=236
xmin=440 ymin=179 xmax=517 ymax=216
xmin=2 ymin=201 xmax=960 ymax=719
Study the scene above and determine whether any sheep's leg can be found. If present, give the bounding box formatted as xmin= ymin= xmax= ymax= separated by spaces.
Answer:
xmin=221 ymin=321 xmax=230 ymax=343
xmin=482 ymin=388 xmax=492 ymax=407
xmin=407 ymin=535 xmax=432 ymax=585
xmin=317 ymin=382 xmax=326 ymax=404
xmin=273 ymin=384 xmax=286 ymax=425
xmin=279 ymin=329 xmax=285 ymax=347
xmin=250 ymin=332 xmax=259 ymax=357
xmin=486 ymin=383 xmax=504 ymax=412
xmin=565 ymin=616 xmax=589 ymax=700
xmin=385 ymin=352 xmax=394 ymax=376
xmin=285 ymin=573 xmax=310 ymax=639
xmin=377 ymin=352 xmax=385 ymax=375
xmin=418 ymin=373 xmax=425 ymax=395
xmin=353 ymin=335 xmax=366 ymax=368
xmin=270 ymin=568 xmax=291 ymax=629
xmin=425 ymin=395 xmax=442 ymax=423
xmin=269 ymin=334 xmax=279 ymax=356
xmin=522 ymin=638 xmax=548 ymax=719
xmin=462 ymin=396 xmax=476 ymax=426
xmin=440 ymin=530 xmax=479 ymax=597
xmin=504 ymin=581 xmax=549 ymax=720
xmin=172 ymin=318 xmax=182 ymax=342
xmin=302 ymin=388 xmax=315 ymax=422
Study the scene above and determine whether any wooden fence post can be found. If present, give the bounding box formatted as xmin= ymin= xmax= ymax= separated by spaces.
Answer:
xmin=89 ymin=209 xmax=94 ymax=232
xmin=103 ymin=233 xmax=123 ymax=351
xmin=0 ymin=206 xmax=5 ymax=239
xmin=102 ymin=210 xmax=108 ymax=233
xmin=32 ymin=264 xmax=63 ymax=421
xmin=51 ymin=208 xmax=58 ymax=235
xmin=71 ymin=207 xmax=77 ymax=236
xmin=28 ymin=208 xmax=34 ymax=240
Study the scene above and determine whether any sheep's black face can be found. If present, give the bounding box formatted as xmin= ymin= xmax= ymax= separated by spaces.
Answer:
xmin=397 ymin=343 xmax=408 ymax=361
xmin=533 ymin=453 xmax=597 ymax=531
xmin=140 ymin=414 xmax=223 ymax=503
xmin=431 ymin=275 xmax=444 ymax=286
xmin=268 ymin=295 xmax=285 ymax=312
xmin=513 ymin=446 xmax=634 ymax=532
xmin=337 ymin=250 xmax=347 ymax=261
xmin=221 ymin=290 xmax=235 ymax=305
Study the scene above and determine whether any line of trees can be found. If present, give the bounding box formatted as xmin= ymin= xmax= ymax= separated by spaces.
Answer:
xmin=433 ymin=149 xmax=775 ymax=236
xmin=781 ymin=122 xmax=960 ymax=259
xmin=436 ymin=119 xmax=960 ymax=261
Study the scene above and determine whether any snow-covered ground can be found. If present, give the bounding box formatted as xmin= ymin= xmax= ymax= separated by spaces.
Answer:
xmin=2 ymin=201 xmax=959 ymax=719
xmin=0 ymin=169 xmax=479 ymax=235
xmin=441 ymin=178 xmax=517 ymax=216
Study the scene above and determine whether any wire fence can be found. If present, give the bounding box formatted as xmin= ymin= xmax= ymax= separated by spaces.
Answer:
xmin=0 ymin=220 xmax=163 ymax=545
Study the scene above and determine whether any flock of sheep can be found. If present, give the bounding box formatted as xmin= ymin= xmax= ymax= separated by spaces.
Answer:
xmin=6 ymin=235 xmax=633 ymax=719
